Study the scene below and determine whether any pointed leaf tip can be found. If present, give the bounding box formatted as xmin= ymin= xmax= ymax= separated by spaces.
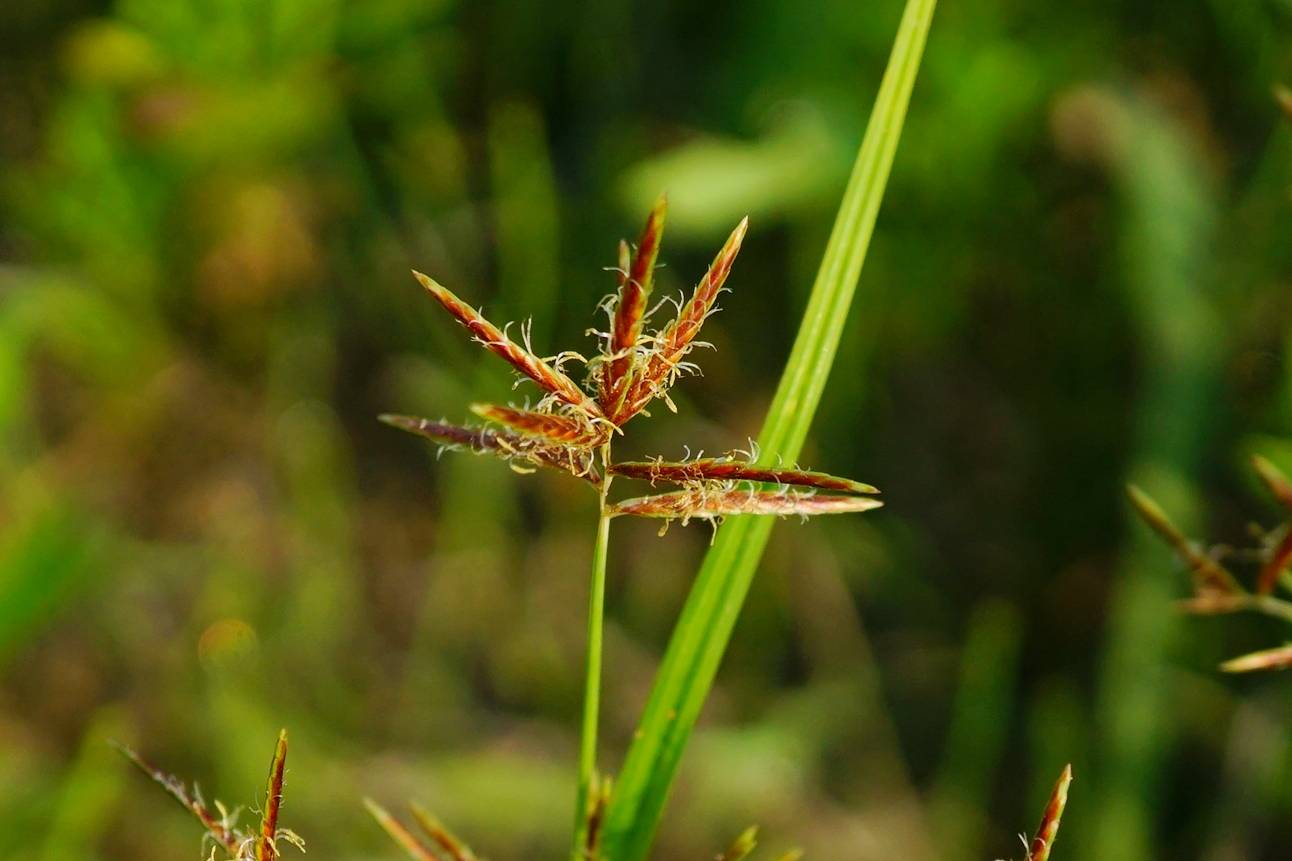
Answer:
xmin=1027 ymin=764 xmax=1073 ymax=861
xmin=1220 ymin=644 xmax=1292 ymax=673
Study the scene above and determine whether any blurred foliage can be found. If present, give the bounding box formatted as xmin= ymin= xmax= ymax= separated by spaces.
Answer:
xmin=2 ymin=0 xmax=1292 ymax=859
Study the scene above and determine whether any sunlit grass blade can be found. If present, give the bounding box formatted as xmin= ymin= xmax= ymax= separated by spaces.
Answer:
xmin=599 ymin=1 xmax=936 ymax=858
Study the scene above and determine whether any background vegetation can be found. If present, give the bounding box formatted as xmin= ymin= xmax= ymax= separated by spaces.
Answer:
xmin=2 ymin=0 xmax=1292 ymax=858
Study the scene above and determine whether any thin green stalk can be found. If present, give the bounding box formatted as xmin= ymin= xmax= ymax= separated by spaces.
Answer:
xmin=574 ymin=445 xmax=613 ymax=858
xmin=601 ymin=2 xmax=936 ymax=858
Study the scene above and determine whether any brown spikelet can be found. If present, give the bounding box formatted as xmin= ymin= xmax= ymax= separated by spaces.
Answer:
xmin=610 ymin=458 xmax=878 ymax=495
xmin=610 ymin=487 xmax=882 ymax=522
xmin=409 ymin=803 xmax=478 ymax=861
xmin=582 ymin=773 xmax=612 ymax=861
xmin=716 ymin=826 xmax=759 ymax=861
xmin=256 ymin=729 xmax=288 ymax=861
xmin=379 ymin=414 xmax=599 ymax=481
xmin=1253 ymin=454 xmax=1292 ymax=509
xmin=1127 ymin=485 xmax=1244 ymax=596
xmin=412 ymin=271 xmax=601 ymax=416
xmin=612 ymin=217 xmax=748 ymax=424
xmin=603 ymin=194 xmax=668 ymax=407
xmin=1221 ymin=644 xmax=1292 ymax=673
xmin=115 ymin=742 xmax=243 ymax=855
xmin=1027 ymin=764 xmax=1073 ymax=861
xmin=365 ymin=799 xmax=439 ymax=861
xmin=470 ymin=403 xmax=610 ymax=446
xmin=1257 ymin=526 xmax=1292 ymax=595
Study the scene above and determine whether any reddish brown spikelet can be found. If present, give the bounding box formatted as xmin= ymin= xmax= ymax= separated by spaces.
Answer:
xmin=115 ymin=743 xmax=243 ymax=855
xmin=1027 ymin=764 xmax=1073 ymax=861
xmin=610 ymin=459 xmax=878 ymax=495
xmin=1127 ymin=485 xmax=1244 ymax=596
xmin=256 ymin=729 xmax=288 ymax=861
xmin=412 ymin=271 xmax=601 ymax=416
xmin=1221 ymin=644 xmax=1292 ymax=673
xmin=1253 ymin=454 xmax=1292 ymax=509
xmin=1257 ymin=527 xmax=1292 ymax=595
xmin=365 ymin=799 xmax=439 ymax=861
xmin=407 ymin=804 xmax=478 ymax=861
xmin=470 ymin=402 xmax=609 ymax=446
xmin=610 ymin=487 xmax=882 ymax=521
xmin=612 ymin=217 xmax=748 ymax=424
xmin=582 ymin=773 xmax=612 ymax=860
xmin=379 ymin=414 xmax=599 ymax=481
xmin=604 ymin=195 xmax=668 ymax=403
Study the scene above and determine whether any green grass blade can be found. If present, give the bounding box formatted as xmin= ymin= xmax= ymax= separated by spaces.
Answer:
xmin=600 ymin=2 xmax=937 ymax=858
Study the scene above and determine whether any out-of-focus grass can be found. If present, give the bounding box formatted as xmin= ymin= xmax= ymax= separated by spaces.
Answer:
xmin=1 ymin=0 xmax=1292 ymax=858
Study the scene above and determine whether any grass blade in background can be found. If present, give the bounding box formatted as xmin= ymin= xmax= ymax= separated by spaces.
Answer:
xmin=928 ymin=600 xmax=1022 ymax=861
xmin=1072 ymin=91 xmax=1219 ymax=861
xmin=600 ymin=2 xmax=937 ymax=857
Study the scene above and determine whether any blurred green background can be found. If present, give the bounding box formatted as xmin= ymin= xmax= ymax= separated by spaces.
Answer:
xmin=3 ymin=0 xmax=1292 ymax=858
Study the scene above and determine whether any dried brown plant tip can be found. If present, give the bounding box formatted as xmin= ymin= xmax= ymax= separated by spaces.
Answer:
xmin=412 ymin=270 xmax=603 ymax=416
xmin=610 ymin=488 xmax=882 ymax=523
xmin=1026 ymin=764 xmax=1072 ymax=861
xmin=610 ymin=458 xmax=879 ymax=495
xmin=117 ymin=730 xmax=303 ymax=861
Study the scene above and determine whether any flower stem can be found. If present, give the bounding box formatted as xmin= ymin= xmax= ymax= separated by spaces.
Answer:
xmin=573 ymin=444 xmax=613 ymax=858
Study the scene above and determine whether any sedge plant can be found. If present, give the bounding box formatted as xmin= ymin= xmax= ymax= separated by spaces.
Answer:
xmin=115 ymin=1 xmax=1082 ymax=859
xmin=1129 ymin=455 xmax=1292 ymax=672
xmin=372 ymin=2 xmax=933 ymax=859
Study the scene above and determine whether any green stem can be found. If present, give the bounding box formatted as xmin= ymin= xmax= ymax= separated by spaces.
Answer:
xmin=573 ymin=445 xmax=613 ymax=858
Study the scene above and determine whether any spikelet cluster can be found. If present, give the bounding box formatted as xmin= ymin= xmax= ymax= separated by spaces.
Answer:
xmin=384 ymin=196 xmax=881 ymax=530
xmin=1128 ymin=454 xmax=1292 ymax=673
xmin=118 ymin=730 xmax=303 ymax=861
